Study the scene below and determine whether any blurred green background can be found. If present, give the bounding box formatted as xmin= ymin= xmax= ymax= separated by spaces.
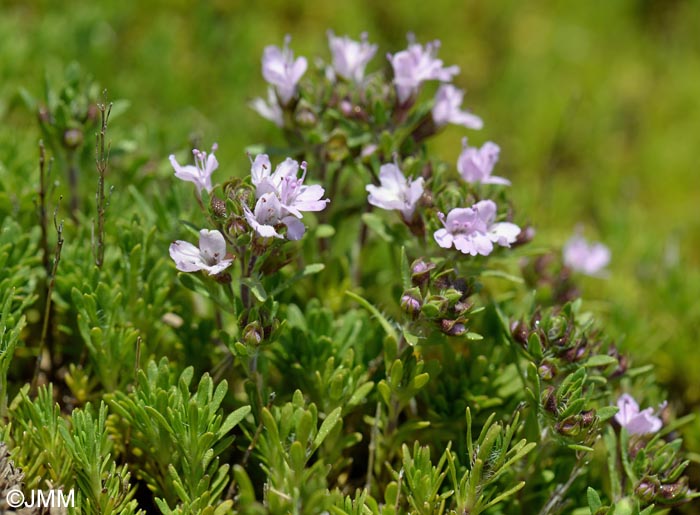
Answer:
xmin=1 ymin=0 xmax=698 ymax=442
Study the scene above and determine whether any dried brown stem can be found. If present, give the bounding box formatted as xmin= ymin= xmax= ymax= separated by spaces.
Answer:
xmin=94 ymin=92 xmax=112 ymax=268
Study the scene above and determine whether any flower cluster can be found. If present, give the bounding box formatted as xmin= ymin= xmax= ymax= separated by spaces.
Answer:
xmin=160 ymin=31 xmax=696 ymax=513
xmin=169 ymin=146 xmax=329 ymax=278
xmin=246 ymin=154 xmax=329 ymax=240
xmin=253 ymin=33 xmax=480 ymax=133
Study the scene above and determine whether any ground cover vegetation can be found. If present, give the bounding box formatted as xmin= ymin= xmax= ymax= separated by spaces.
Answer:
xmin=1 ymin=1 xmax=699 ymax=514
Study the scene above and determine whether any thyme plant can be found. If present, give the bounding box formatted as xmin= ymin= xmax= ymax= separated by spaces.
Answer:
xmin=0 ymin=31 xmax=697 ymax=515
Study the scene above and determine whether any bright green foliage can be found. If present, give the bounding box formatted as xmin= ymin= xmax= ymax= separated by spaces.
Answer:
xmin=61 ymin=216 xmax=176 ymax=393
xmin=0 ymin=219 xmax=40 ymax=416
xmin=272 ymin=301 xmax=376 ymax=416
xmin=7 ymin=385 xmax=72 ymax=490
xmin=398 ymin=442 xmax=452 ymax=514
xmin=252 ymin=390 xmax=343 ymax=514
xmin=109 ymin=358 xmax=250 ymax=514
xmin=446 ymin=410 xmax=535 ymax=515
xmin=0 ymin=3 xmax=698 ymax=515
xmin=60 ymin=402 xmax=142 ymax=515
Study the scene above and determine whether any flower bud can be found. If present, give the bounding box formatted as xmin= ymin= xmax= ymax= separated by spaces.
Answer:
xmin=229 ymin=217 xmax=249 ymax=239
xmin=63 ymin=128 xmax=84 ymax=149
xmin=453 ymin=300 xmax=472 ymax=316
xmin=451 ymin=277 xmax=472 ymax=299
xmin=563 ymin=344 xmax=586 ymax=363
xmin=555 ymin=415 xmax=581 ymax=437
xmin=440 ymin=319 xmax=466 ymax=336
xmin=295 ymin=106 xmax=317 ymax=127
xmin=361 ymin=144 xmax=378 ymax=160
xmin=243 ymin=322 xmax=263 ymax=346
xmin=510 ymin=319 xmax=529 ymax=346
xmin=627 ymin=437 xmax=646 ymax=459
xmin=542 ymin=386 xmax=558 ymax=414
xmin=400 ymin=288 xmax=422 ymax=316
xmin=410 ymin=258 xmax=434 ymax=288
xmin=580 ymin=409 xmax=597 ymax=427
xmin=657 ymin=478 xmax=688 ymax=502
xmin=538 ymin=360 xmax=556 ymax=381
xmin=634 ymin=477 xmax=659 ymax=503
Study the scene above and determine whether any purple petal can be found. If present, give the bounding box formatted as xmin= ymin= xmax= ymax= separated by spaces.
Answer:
xmin=444 ymin=207 xmax=477 ymax=230
xmin=615 ymin=394 xmax=640 ymax=426
xmin=198 ymin=229 xmax=227 ymax=263
xmin=473 ymin=200 xmax=497 ymax=225
xmin=283 ymin=216 xmax=306 ymax=240
xmin=626 ymin=410 xmax=663 ymax=435
xmin=489 ymin=222 xmax=521 ymax=247
xmin=205 ymin=259 xmax=234 ymax=276
xmin=169 ymin=240 xmax=206 ymax=272
xmin=251 ymin=154 xmax=272 ymax=186
xmin=433 ymin=228 xmax=453 ymax=249
xmin=481 ymin=175 xmax=511 ymax=186
xmin=273 ymin=158 xmax=300 ymax=181
xmin=366 ymin=184 xmax=404 ymax=211
xmin=294 ymin=184 xmax=329 ymax=212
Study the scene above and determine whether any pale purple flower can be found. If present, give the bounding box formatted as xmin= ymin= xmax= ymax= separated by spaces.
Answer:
xmin=361 ymin=143 xmax=378 ymax=158
xmin=243 ymin=192 xmax=306 ymax=240
xmin=434 ymin=200 xmax=520 ymax=256
xmin=169 ymin=144 xmax=218 ymax=194
xmin=563 ymin=234 xmax=611 ymax=276
xmin=457 ymin=139 xmax=510 ymax=185
xmin=169 ymin=229 xmax=233 ymax=275
xmin=250 ymin=154 xmax=329 ymax=218
xmin=432 ymin=85 xmax=483 ymax=129
xmin=366 ymin=163 xmax=425 ymax=221
xmin=250 ymin=87 xmax=284 ymax=127
xmin=615 ymin=394 xmax=666 ymax=435
xmin=327 ymin=30 xmax=378 ymax=83
xmin=388 ymin=38 xmax=459 ymax=103
xmin=262 ymin=36 xmax=307 ymax=105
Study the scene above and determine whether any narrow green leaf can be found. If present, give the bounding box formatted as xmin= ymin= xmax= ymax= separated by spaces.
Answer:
xmin=597 ymin=406 xmax=619 ymax=422
xmin=312 ymin=407 xmax=342 ymax=451
xmin=584 ymin=355 xmax=618 ymax=368
xmin=241 ymin=277 xmax=267 ymax=302
xmin=217 ymin=406 xmax=251 ymax=438
xmin=568 ymin=444 xmax=595 ymax=453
